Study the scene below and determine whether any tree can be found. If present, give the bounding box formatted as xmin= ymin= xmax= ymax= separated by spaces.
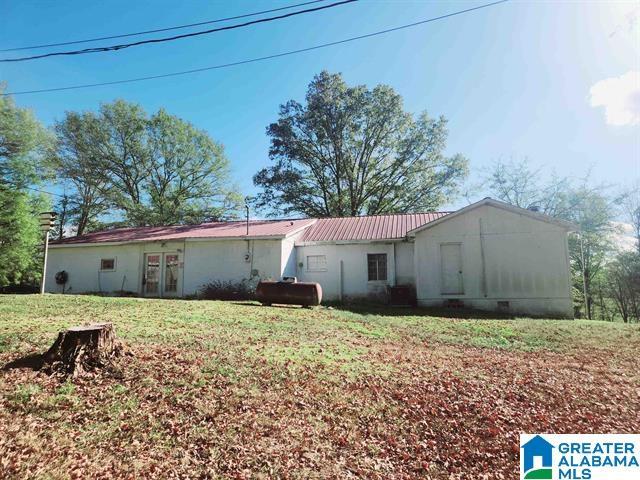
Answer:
xmin=616 ymin=182 xmax=640 ymax=253
xmin=603 ymin=251 xmax=640 ymax=323
xmin=564 ymin=187 xmax=616 ymax=319
xmin=0 ymin=190 xmax=47 ymax=286
xmin=143 ymin=108 xmax=239 ymax=225
xmin=254 ymin=71 xmax=468 ymax=217
xmin=52 ymin=100 xmax=240 ymax=232
xmin=483 ymin=159 xmax=573 ymax=216
xmin=52 ymin=112 xmax=110 ymax=236
xmin=0 ymin=85 xmax=51 ymax=187
xmin=0 ymin=86 xmax=51 ymax=286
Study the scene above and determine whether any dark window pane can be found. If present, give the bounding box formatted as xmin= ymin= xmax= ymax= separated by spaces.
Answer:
xmin=367 ymin=254 xmax=387 ymax=281
xmin=100 ymin=259 xmax=115 ymax=270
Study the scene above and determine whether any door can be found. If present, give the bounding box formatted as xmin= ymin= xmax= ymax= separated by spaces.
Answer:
xmin=162 ymin=253 xmax=180 ymax=298
xmin=440 ymin=243 xmax=463 ymax=295
xmin=143 ymin=253 xmax=180 ymax=297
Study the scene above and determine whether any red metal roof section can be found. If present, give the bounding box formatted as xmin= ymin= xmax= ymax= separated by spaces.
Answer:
xmin=52 ymin=219 xmax=316 ymax=245
xmin=299 ymin=212 xmax=450 ymax=242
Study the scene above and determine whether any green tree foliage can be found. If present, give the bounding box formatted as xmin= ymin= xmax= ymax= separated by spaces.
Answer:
xmin=254 ymin=71 xmax=468 ymax=217
xmin=52 ymin=111 xmax=110 ymax=236
xmin=601 ymin=251 xmax=640 ymax=323
xmin=0 ymin=87 xmax=51 ymax=286
xmin=0 ymin=190 xmax=46 ymax=285
xmin=51 ymin=100 xmax=240 ymax=233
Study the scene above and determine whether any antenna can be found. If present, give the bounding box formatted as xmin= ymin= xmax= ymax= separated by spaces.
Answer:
xmin=244 ymin=197 xmax=250 ymax=236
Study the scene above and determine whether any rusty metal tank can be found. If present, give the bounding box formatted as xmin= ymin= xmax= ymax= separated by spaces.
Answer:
xmin=255 ymin=279 xmax=322 ymax=307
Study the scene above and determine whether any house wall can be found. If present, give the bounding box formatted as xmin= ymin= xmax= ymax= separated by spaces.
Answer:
xmin=46 ymin=238 xmax=286 ymax=297
xmin=413 ymin=204 xmax=573 ymax=317
xmin=45 ymin=244 xmax=143 ymax=295
xmin=281 ymin=231 xmax=304 ymax=279
xmin=182 ymin=239 xmax=283 ymax=295
xmin=295 ymin=241 xmax=414 ymax=301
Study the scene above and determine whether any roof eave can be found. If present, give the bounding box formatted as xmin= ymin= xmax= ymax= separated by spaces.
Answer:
xmin=50 ymin=234 xmax=291 ymax=248
xmin=407 ymin=198 xmax=578 ymax=236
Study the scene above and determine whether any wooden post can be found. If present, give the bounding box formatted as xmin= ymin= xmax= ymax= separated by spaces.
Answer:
xmin=40 ymin=230 xmax=49 ymax=295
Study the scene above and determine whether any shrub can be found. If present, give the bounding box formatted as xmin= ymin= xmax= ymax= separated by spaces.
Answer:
xmin=198 ymin=279 xmax=255 ymax=301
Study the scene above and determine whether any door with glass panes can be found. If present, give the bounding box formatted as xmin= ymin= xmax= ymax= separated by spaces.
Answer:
xmin=143 ymin=253 xmax=180 ymax=297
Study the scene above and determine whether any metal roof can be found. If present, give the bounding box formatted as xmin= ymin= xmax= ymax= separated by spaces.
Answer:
xmin=298 ymin=212 xmax=450 ymax=242
xmin=51 ymin=218 xmax=316 ymax=245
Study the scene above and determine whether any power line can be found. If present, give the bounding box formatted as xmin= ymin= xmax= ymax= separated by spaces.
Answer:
xmin=0 ymin=0 xmax=330 ymax=53
xmin=2 ymin=0 xmax=510 ymax=96
xmin=1 ymin=0 xmax=358 ymax=63
xmin=0 ymin=180 xmax=66 ymax=198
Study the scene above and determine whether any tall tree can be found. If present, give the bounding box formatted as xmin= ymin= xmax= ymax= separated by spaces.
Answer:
xmin=483 ymin=159 xmax=574 ymax=217
xmin=52 ymin=100 xmax=240 ymax=231
xmin=143 ymin=108 xmax=238 ymax=225
xmin=254 ymin=71 xmax=468 ymax=217
xmin=52 ymin=112 xmax=110 ymax=236
xmin=616 ymin=182 xmax=640 ymax=253
xmin=0 ymin=86 xmax=51 ymax=286
xmin=93 ymin=100 xmax=149 ymax=225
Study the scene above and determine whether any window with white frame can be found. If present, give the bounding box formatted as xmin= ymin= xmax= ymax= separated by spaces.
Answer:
xmin=100 ymin=258 xmax=116 ymax=271
xmin=367 ymin=253 xmax=387 ymax=281
xmin=306 ymin=255 xmax=327 ymax=272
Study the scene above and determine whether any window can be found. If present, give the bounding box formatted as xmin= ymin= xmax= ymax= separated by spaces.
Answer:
xmin=164 ymin=254 xmax=179 ymax=292
xmin=367 ymin=254 xmax=387 ymax=281
xmin=307 ymin=255 xmax=327 ymax=272
xmin=100 ymin=258 xmax=115 ymax=271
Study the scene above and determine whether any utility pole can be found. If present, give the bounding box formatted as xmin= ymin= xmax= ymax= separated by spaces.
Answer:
xmin=39 ymin=211 xmax=57 ymax=295
xmin=579 ymin=232 xmax=590 ymax=320
xmin=245 ymin=197 xmax=250 ymax=236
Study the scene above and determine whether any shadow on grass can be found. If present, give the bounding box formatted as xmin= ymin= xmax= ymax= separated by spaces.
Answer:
xmin=2 ymin=352 xmax=44 ymax=371
xmin=229 ymin=300 xmax=526 ymax=319
xmin=326 ymin=303 xmax=521 ymax=320
xmin=230 ymin=301 xmax=309 ymax=310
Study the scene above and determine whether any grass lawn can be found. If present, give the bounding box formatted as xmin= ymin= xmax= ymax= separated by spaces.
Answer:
xmin=1 ymin=295 xmax=639 ymax=479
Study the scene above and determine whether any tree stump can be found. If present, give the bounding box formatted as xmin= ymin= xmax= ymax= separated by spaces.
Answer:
xmin=43 ymin=323 xmax=120 ymax=377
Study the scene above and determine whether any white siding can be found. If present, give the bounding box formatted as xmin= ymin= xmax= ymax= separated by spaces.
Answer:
xmin=182 ymin=239 xmax=283 ymax=295
xmin=47 ymin=238 xmax=287 ymax=297
xmin=394 ymin=242 xmax=414 ymax=286
xmin=295 ymin=241 xmax=414 ymax=301
xmin=46 ymin=244 xmax=142 ymax=295
xmin=414 ymin=204 xmax=573 ymax=317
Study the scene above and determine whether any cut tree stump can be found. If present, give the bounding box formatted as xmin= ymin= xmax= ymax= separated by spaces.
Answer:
xmin=42 ymin=323 xmax=120 ymax=377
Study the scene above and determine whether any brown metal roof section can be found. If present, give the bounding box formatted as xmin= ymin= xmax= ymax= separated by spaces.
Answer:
xmin=299 ymin=212 xmax=450 ymax=242
xmin=52 ymin=218 xmax=316 ymax=245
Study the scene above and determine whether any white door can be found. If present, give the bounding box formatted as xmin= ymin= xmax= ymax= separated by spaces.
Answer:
xmin=143 ymin=253 xmax=180 ymax=297
xmin=440 ymin=243 xmax=463 ymax=295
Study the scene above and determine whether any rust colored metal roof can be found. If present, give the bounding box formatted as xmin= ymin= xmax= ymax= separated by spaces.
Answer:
xmin=52 ymin=219 xmax=316 ymax=245
xmin=299 ymin=212 xmax=450 ymax=242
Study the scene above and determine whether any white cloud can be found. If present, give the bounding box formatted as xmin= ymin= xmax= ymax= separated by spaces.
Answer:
xmin=589 ymin=71 xmax=640 ymax=126
xmin=611 ymin=221 xmax=637 ymax=252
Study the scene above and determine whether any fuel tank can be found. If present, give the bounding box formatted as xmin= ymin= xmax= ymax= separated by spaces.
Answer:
xmin=255 ymin=280 xmax=322 ymax=307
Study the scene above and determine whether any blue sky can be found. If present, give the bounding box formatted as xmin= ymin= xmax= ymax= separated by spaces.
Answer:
xmin=1 ymin=0 xmax=638 ymax=210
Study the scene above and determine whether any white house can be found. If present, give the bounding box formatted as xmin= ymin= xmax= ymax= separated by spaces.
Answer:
xmin=45 ymin=198 xmax=577 ymax=317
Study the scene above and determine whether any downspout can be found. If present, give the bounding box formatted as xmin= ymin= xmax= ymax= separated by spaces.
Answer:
xmin=392 ymin=242 xmax=397 ymax=287
xmin=479 ymin=218 xmax=488 ymax=298
xmin=338 ymin=259 xmax=344 ymax=303
xmin=181 ymin=239 xmax=186 ymax=297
